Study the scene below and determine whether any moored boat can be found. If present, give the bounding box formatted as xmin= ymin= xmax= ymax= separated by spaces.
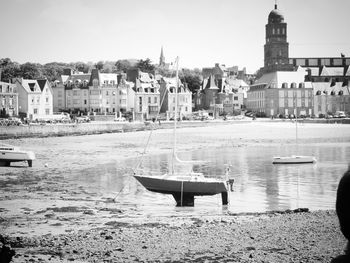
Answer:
xmin=272 ymin=155 xmax=316 ymax=164
xmin=133 ymin=57 xmax=234 ymax=206
xmin=0 ymin=144 xmax=35 ymax=167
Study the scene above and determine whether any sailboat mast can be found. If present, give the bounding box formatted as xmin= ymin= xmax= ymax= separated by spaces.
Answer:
xmin=295 ymin=109 xmax=298 ymax=146
xmin=171 ymin=57 xmax=179 ymax=175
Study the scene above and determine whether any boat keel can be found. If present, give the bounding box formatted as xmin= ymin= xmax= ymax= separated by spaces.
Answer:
xmin=172 ymin=193 xmax=195 ymax=206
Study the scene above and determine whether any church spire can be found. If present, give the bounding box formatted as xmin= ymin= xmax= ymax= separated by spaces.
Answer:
xmin=275 ymin=0 xmax=277 ymax=9
xmin=159 ymin=46 xmax=165 ymax=66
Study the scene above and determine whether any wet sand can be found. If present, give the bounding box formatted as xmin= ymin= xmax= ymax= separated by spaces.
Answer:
xmin=1 ymin=121 xmax=350 ymax=262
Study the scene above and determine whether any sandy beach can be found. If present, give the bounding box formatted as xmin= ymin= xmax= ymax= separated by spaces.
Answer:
xmin=1 ymin=121 xmax=350 ymax=262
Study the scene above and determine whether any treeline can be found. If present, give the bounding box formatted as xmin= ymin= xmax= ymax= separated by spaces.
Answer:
xmin=0 ymin=58 xmax=202 ymax=93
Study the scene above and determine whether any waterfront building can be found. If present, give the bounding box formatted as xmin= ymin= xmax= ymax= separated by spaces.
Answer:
xmin=0 ymin=81 xmax=18 ymax=117
xmin=312 ymin=81 xmax=350 ymax=117
xmin=128 ymin=69 xmax=160 ymax=121
xmin=247 ymin=68 xmax=313 ymax=117
xmin=15 ymin=79 xmax=53 ymax=120
xmin=117 ymin=73 xmax=135 ymax=114
xmin=88 ymin=69 xmax=120 ymax=114
xmin=65 ymin=72 xmax=91 ymax=113
xmin=195 ymin=75 xmax=247 ymax=115
xmin=159 ymin=77 xmax=192 ymax=119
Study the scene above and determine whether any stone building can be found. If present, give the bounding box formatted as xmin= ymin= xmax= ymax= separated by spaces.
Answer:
xmin=0 ymin=81 xmax=18 ymax=117
xmin=159 ymin=77 xmax=192 ymax=119
xmin=247 ymin=69 xmax=314 ymax=117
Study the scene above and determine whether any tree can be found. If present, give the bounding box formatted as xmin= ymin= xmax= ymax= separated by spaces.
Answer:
xmin=19 ymin=62 xmax=43 ymax=79
xmin=0 ymin=58 xmax=20 ymax=82
xmin=115 ymin=59 xmax=133 ymax=73
xmin=95 ymin=61 xmax=104 ymax=71
xmin=180 ymin=68 xmax=202 ymax=93
xmin=136 ymin=58 xmax=155 ymax=74
xmin=42 ymin=63 xmax=65 ymax=81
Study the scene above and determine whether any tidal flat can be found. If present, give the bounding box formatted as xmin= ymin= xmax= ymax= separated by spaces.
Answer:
xmin=1 ymin=121 xmax=349 ymax=262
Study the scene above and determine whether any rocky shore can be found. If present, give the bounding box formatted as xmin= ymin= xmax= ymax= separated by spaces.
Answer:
xmin=0 ymin=209 xmax=347 ymax=263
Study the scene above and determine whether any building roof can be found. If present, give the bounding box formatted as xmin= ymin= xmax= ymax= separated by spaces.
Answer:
xmin=268 ymin=5 xmax=284 ymax=23
xmin=312 ymin=82 xmax=350 ymax=95
xmin=67 ymin=74 xmax=91 ymax=83
xmin=254 ymin=70 xmax=309 ymax=88
xmin=204 ymin=75 xmax=219 ymax=90
xmin=19 ymin=79 xmax=42 ymax=93
xmin=320 ymin=66 xmax=345 ymax=76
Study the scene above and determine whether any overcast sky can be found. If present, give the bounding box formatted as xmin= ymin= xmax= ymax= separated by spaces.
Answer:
xmin=0 ymin=0 xmax=349 ymax=73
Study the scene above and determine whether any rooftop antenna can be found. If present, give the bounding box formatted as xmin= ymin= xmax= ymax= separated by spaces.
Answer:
xmin=275 ymin=0 xmax=278 ymax=9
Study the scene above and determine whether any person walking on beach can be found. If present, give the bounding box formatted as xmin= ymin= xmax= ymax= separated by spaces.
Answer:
xmin=332 ymin=169 xmax=350 ymax=262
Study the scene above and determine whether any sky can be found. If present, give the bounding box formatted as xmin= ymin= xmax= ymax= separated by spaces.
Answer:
xmin=0 ymin=0 xmax=349 ymax=73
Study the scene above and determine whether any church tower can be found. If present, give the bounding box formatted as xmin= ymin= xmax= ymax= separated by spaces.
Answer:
xmin=264 ymin=3 xmax=292 ymax=71
xmin=159 ymin=46 xmax=165 ymax=67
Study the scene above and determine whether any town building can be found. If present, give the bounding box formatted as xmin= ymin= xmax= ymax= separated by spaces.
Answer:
xmin=65 ymin=72 xmax=91 ymax=113
xmin=15 ymin=79 xmax=53 ymax=120
xmin=247 ymin=68 xmax=314 ymax=117
xmin=128 ymin=69 xmax=160 ymax=121
xmin=312 ymin=81 xmax=350 ymax=117
xmin=0 ymin=81 xmax=18 ymax=117
xmin=159 ymin=77 xmax=192 ymax=119
xmin=195 ymin=75 xmax=247 ymax=116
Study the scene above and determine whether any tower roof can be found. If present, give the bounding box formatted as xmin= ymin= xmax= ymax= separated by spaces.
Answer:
xmin=268 ymin=4 xmax=284 ymax=23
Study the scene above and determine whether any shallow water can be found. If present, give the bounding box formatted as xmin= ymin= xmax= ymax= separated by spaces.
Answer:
xmin=71 ymin=142 xmax=350 ymax=217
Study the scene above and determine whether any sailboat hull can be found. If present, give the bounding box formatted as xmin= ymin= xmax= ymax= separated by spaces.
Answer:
xmin=272 ymin=155 xmax=316 ymax=164
xmin=134 ymin=175 xmax=228 ymax=196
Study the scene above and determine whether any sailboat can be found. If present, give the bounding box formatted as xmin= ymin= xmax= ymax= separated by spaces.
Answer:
xmin=133 ymin=57 xmax=233 ymax=206
xmin=272 ymin=113 xmax=316 ymax=164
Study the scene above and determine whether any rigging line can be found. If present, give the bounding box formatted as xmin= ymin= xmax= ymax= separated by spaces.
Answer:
xmin=133 ymin=66 xmax=176 ymax=174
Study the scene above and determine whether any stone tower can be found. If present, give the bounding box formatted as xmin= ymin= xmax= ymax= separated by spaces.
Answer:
xmin=159 ymin=46 xmax=165 ymax=67
xmin=264 ymin=3 xmax=293 ymax=71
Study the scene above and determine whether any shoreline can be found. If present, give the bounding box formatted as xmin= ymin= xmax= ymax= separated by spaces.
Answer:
xmin=1 ymin=118 xmax=349 ymax=140
xmin=1 ymin=209 xmax=347 ymax=262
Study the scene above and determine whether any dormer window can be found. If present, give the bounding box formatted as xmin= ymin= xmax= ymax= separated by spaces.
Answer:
xmin=93 ymin=79 xmax=99 ymax=87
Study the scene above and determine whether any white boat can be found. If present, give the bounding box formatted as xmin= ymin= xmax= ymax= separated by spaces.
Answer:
xmin=133 ymin=57 xmax=233 ymax=206
xmin=272 ymin=155 xmax=316 ymax=164
xmin=0 ymin=144 xmax=35 ymax=167
xmin=273 ymin=113 xmax=316 ymax=164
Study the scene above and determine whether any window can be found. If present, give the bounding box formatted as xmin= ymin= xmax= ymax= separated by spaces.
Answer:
xmin=9 ymin=98 xmax=12 ymax=106
xmin=154 ymin=97 xmax=157 ymax=103
xmin=234 ymin=96 xmax=238 ymax=100
xmin=277 ymin=28 xmax=280 ymax=34
xmin=46 ymin=97 xmax=49 ymax=103
xmin=34 ymin=108 xmax=38 ymax=114
xmin=272 ymin=28 xmax=275 ymax=34
xmin=84 ymin=99 xmax=87 ymax=105
xmin=45 ymin=109 xmax=50 ymax=115
xmin=148 ymin=97 xmax=151 ymax=103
